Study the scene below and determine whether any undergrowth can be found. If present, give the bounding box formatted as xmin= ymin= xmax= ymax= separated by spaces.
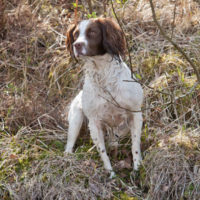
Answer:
xmin=0 ymin=0 xmax=200 ymax=199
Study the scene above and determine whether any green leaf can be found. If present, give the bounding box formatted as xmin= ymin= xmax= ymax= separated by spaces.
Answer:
xmin=87 ymin=12 xmax=97 ymax=19
xmin=135 ymin=73 xmax=142 ymax=80
xmin=177 ymin=67 xmax=184 ymax=82
xmin=72 ymin=3 xmax=77 ymax=8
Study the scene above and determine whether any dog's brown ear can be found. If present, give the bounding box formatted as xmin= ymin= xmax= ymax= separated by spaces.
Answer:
xmin=97 ymin=18 xmax=126 ymax=58
xmin=66 ymin=24 xmax=76 ymax=57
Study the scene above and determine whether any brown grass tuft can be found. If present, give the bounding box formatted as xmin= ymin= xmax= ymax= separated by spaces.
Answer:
xmin=143 ymin=128 xmax=200 ymax=200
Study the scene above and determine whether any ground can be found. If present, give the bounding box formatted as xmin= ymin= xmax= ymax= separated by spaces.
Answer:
xmin=0 ymin=0 xmax=200 ymax=199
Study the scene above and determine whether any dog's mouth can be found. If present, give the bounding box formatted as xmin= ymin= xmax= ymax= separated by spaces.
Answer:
xmin=76 ymin=52 xmax=85 ymax=57
xmin=74 ymin=48 xmax=88 ymax=58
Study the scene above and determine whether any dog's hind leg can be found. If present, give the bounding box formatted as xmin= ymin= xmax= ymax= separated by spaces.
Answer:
xmin=65 ymin=91 xmax=84 ymax=153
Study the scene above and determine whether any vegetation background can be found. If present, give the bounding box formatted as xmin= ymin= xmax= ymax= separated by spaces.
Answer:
xmin=0 ymin=0 xmax=200 ymax=199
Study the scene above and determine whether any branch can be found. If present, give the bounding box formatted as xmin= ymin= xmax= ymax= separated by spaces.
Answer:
xmin=75 ymin=0 xmax=79 ymax=24
xmin=109 ymin=0 xmax=174 ymax=98
xmin=149 ymin=0 xmax=200 ymax=82
xmin=100 ymin=87 xmax=151 ymax=113
xmin=108 ymin=0 xmax=198 ymax=107
xmin=123 ymin=79 xmax=173 ymax=97
xmin=103 ymin=0 xmax=107 ymax=17
xmin=171 ymin=1 xmax=177 ymax=38
xmin=87 ymin=0 xmax=92 ymax=14
xmin=110 ymin=0 xmax=134 ymax=79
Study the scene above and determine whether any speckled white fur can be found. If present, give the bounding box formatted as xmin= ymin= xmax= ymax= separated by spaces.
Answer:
xmin=73 ymin=20 xmax=90 ymax=57
xmin=65 ymin=53 xmax=143 ymax=176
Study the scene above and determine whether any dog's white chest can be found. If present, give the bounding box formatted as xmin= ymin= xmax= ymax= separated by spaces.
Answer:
xmin=82 ymin=73 xmax=131 ymax=129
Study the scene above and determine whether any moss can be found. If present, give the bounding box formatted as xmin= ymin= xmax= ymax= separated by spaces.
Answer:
xmin=139 ymin=165 xmax=146 ymax=187
xmin=0 ymin=185 xmax=12 ymax=200
xmin=113 ymin=192 xmax=139 ymax=200
xmin=183 ymin=183 xmax=195 ymax=199
xmin=0 ymin=133 xmax=61 ymax=186
xmin=49 ymin=140 xmax=65 ymax=151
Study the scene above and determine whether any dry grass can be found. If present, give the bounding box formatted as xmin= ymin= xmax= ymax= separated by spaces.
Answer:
xmin=0 ymin=0 xmax=200 ymax=199
xmin=143 ymin=128 xmax=200 ymax=200
xmin=0 ymin=129 xmax=142 ymax=200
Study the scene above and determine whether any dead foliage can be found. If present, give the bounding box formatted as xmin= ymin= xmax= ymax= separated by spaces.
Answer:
xmin=0 ymin=0 xmax=200 ymax=199
xmin=143 ymin=129 xmax=200 ymax=200
xmin=0 ymin=130 xmax=142 ymax=200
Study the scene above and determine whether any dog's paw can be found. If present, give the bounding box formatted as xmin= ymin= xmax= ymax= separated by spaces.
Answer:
xmin=133 ymin=156 xmax=142 ymax=171
xmin=133 ymin=163 xmax=140 ymax=171
xmin=64 ymin=149 xmax=73 ymax=155
xmin=130 ymin=169 xmax=140 ymax=180
xmin=109 ymin=171 xmax=116 ymax=179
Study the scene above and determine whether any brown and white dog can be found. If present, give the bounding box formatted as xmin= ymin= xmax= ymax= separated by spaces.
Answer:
xmin=65 ymin=18 xmax=143 ymax=178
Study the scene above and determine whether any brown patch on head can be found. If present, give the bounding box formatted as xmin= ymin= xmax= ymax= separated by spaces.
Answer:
xmin=66 ymin=20 xmax=105 ymax=57
xmin=66 ymin=18 xmax=126 ymax=58
xmin=96 ymin=18 xmax=126 ymax=58
xmin=66 ymin=24 xmax=77 ymax=57
xmin=84 ymin=19 xmax=105 ymax=56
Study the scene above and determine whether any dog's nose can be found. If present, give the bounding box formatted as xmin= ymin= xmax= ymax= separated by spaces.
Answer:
xmin=74 ymin=42 xmax=84 ymax=50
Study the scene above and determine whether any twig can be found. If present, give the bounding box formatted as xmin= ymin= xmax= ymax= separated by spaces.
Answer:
xmin=171 ymin=1 xmax=177 ymax=39
xmin=174 ymin=82 xmax=199 ymax=101
xmin=103 ymin=0 xmax=107 ymax=17
xmin=110 ymin=0 xmax=134 ymax=79
xmin=149 ymin=0 xmax=200 ymax=82
xmin=123 ymin=79 xmax=173 ymax=97
xmin=0 ymin=60 xmax=35 ymax=69
xmin=49 ymin=27 xmax=66 ymax=39
xmin=75 ymin=0 xmax=79 ymax=25
xmin=87 ymin=0 xmax=92 ymax=14
xmin=99 ymin=85 xmax=183 ymax=114
xmin=109 ymin=0 xmax=199 ymax=113
xmin=100 ymin=87 xmax=151 ymax=113
xmin=109 ymin=0 xmax=174 ymax=98
xmin=109 ymin=1 xmax=174 ymax=99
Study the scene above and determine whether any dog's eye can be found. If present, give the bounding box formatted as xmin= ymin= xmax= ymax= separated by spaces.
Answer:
xmin=74 ymin=31 xmax=79 ymax=40
xmin=88 ymin=30 xmax=96 ymax=38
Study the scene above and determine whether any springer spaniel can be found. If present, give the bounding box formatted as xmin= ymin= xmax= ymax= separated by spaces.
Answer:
xmin=65 ymin=18 xmax=143 ymax=177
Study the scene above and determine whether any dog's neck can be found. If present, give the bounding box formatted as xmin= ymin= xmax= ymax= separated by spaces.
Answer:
xmin=82 ymin=53 xmax=124 ymax=91
xmin=83 ymin=53 xmax=121 ymax=71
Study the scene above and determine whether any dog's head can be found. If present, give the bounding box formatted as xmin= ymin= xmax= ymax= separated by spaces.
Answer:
xmin=66 ymin=18 xmax=126 ymax=58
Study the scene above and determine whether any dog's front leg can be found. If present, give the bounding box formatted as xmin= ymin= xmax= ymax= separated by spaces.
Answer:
xmin=88 ymin=119 xmax=115 ymax=178
xmin=130 ymin=112 xmax=143 ymax=170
